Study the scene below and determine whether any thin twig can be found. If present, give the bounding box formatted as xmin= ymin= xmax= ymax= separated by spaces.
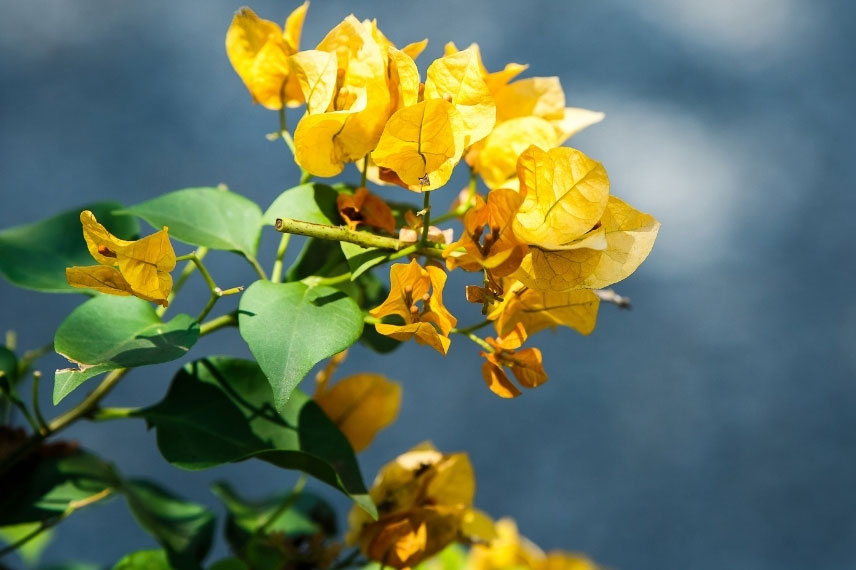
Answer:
xmin=595 ymin=288 xmax=632 ymax=309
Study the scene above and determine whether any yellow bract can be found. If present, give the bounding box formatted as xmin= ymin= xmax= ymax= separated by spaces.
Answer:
xmin=469 ymin=72 xmax=603 ymax=189
xmin=513 ymin=145 xmax=610 ymax=249
xmin=481 ymin=324 xmax=547 ymax=398
xmin=514 ymin=196 xmax=660 ymax=292
xmin=225 ymin=3 xmax=309 ymax=109
xmin=293 ymin=15 xmax=390 ymax=177
xmin=288 ymin=49 xmax=338 ymax=114
xmin=370 ymin=260 xmax=457 ymax=355
xmin=371 ymin=99 xmax=465 ymax=191
xmin=347 ymin=443 xmax=475 ymax=569
xmin=314 ymin=371 xmax=401 ymax=453
xmin=423 ymin=47 xmax=496 ymax=147
xmin=443 ymin=188 xmax=527 ymax=278
xmin=336 ymin=187 xmax=396 ymax=234
xmin=487 ymin=281 xmax=600 ymax=337
xmin=66 ymin=211 xmax=176 ymax=307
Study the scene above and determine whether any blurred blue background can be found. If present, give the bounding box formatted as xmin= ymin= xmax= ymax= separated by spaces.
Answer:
xmin=1 ymin=0 xmax=854 ymax=568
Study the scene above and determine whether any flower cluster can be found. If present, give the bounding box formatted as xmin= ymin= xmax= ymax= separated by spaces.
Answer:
xmin=225 ymin=4 xmax=659 ymax=401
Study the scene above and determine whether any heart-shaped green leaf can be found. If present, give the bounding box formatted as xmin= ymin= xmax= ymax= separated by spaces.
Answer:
xmin=140 ymin=357 xmax=375 ymax=516
xmin=264 ymin=183 xmax=340 ymax=226
xmin=53 ymin=296 xmax=199 ymax=404
xmin=0 ymin=202 xmax=138 ymax=292
xmin=122 ymin=480 xmax=215 ymax=570
xmin=122 ymin=187 xmax=263 ymax=258
xmin=238 ymin=281 xmax=362 ymax=407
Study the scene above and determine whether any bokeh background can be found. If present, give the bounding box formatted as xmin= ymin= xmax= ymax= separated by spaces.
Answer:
xmin=2 ymin=0 xmax=855 ymax=568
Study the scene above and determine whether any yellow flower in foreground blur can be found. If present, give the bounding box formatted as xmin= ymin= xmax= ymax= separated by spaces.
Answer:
xmin=314 ymin=353 xmax=401 ymax=453
xmin=347 ymin=443 xmax=475 ymax=568
xmin=469 ymin=518 xmax=600 ymax=570
xmin=369 ymin=260 xmax=457 ymax=355
xmin=66 ymin=211 xmax=175 ymax=307
xmin=225 ymin=3 xmax=309 ymax=109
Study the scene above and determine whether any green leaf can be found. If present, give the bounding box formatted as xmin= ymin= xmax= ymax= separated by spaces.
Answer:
xmin=211 ymin=481 xmax=336 ymax=554
xmin=122 ymin=480 xmax=215 ymax=570
xmin=0 ymin=202 xmax=139 ymax=293
xmin=238 ymin=281 xmax=362 ymax=407
xmin=0 ymin=522 xmax=54 ymax=566
xmin=140 ymin=357 xmax=374 ymax=516
xmin=122 ymin=187 xmax=263 ymax=258
xmin=53 ymin=296 xmax=199 ymax=404
xmin=112 ymin=549 xmax=171 ymax=570
xmin=340 ymin=242 xmax=389 ymax=281
xmin=285 ymin=238 xmax=349 ymax=282
xmin=0 ymin=448 xmax=118 ymax=527
xmin=264 ymin=183 xmax=340 ymax=226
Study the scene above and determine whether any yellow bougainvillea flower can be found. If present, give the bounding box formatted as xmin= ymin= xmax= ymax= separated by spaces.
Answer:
xmin=443 ymin=188 xmax=527 ymax=279
xmin=443 ymin=42 xmax=528 ymax=95
xmin=371 ymin=99 xmax=465 ymax=191
xmin=369 ymin=260 xmax=457 ymax=355
xmin=512 ymin=145 xmax=610 ymax=250
xmin=481 ymin=324 xmax=547 ymax=398
xmin=225 ymin=3 xmax=309 ymax=110
xmin=66 ymin=211 xmax=176 ymax=307
xmin=372 ymin=47 xmax=496 ymax=191
xmin=293 ymin=15 xmax=391 ymax=177
xmin=423 ymin=47 xmax=496 ymax=148
xmin=514 ymin=196 xmax=660 ymax=292
xmin=347 ymin=442 xmax=475 ymax=569
xmin=314 ymin=368 xmax=401 ymax=453
xmin=468 ymin=73 xmax=604 ymax=189
xmin=487 ymin=280 xmax=599 ymax=338
xmin=336 ymin=187 xmax=396 ymax=234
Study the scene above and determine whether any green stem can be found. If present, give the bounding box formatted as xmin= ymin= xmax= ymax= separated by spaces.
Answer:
xmin=247 ymin=255 xmax=269 ymax=280
xmin=199 ymin=311 xmax=239 ymax=336
xmin=158 ymin=247 xmax=208 ymax=317
xmin=90 ymin=406 xmax=140 ymax=422
xmin=431 ymin=170 xmax=479 ymax=225
xmin=276 ymin=218 xmax=403 ymax=250
xmin=419 ymin=191 xmax=431 ymax=246
xmin=360 ymin=155 xmax=368 ymax=188
xmin=451 ymin=328 xmax=493 ymax=352
xmin=455 ymin=319 xmax=492 ymax=335
xmin=31 ymin=371 xmax=48 ymax=434
xmin=258 ymin=474 xmax=307 ymax=534
xmin=0 ymin=371 xmax=39 ymax=433
xmin=302 ymin=272 xmax=352 ymax=287
xmin=274 ymin=217 xmax=446 ymax=261
xmin=271 ymin=233 xmax=291 ymax=283
xmin=5 ymin=330 xmax=16 ymax=351
xmin=0 ymin=487 xmax=114 ymax=558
